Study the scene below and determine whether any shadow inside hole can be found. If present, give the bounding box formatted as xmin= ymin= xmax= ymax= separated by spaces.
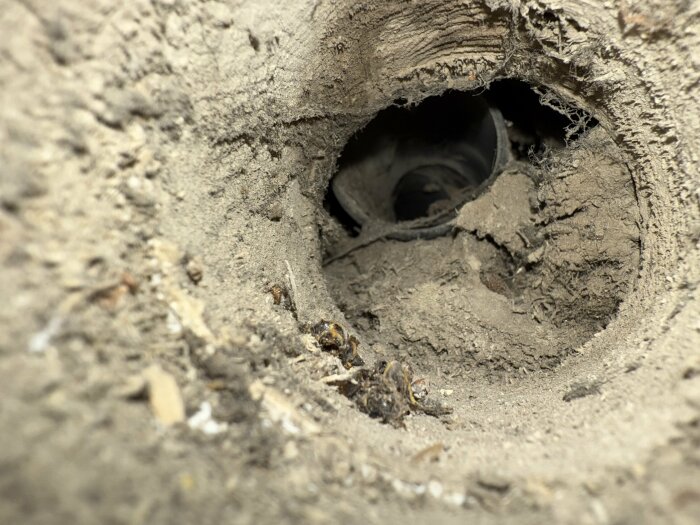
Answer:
xmin=392 ymin=165 xmax=469 ymax=221
xmin=324 ymin=181 xmax=361 ymax=236
xmin=324 ymin=80 xmax=597 ymax=231
xmin=328 ymin=91 xmax=505 ymax=230
xmin=484 ymin=79 xmax=599 ymax=157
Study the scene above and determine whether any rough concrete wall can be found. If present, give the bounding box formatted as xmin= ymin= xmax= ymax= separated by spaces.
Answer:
xmin=1 ymin=1 xmax=699 ymax=524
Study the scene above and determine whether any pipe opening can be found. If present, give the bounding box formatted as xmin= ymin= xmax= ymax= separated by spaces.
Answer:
xmin=326 ymin=80 xmax=597 ymax=234
xmin=328 ymin=91 xmax=508 ymax=232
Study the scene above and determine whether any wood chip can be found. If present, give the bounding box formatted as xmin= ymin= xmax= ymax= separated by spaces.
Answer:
xmin=144 ymin=365 xmax=185 ymax=425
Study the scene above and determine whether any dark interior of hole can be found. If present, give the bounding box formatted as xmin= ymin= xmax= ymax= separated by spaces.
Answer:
xmin=484 ymin=79 xmax=598 ymax=157
xmin=325 ymin=183 xmax=361 ymax=236
xmin=392 ymin=164 xmax=470 ymax=221
xmin=325 ymin=80 xmax=597 ymax=229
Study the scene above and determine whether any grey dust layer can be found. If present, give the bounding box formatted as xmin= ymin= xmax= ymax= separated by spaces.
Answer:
xmin=1 ymin=1 xmax=699 ymax=525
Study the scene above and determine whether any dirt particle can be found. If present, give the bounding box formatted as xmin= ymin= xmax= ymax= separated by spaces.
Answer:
xmin=563 ymin=380 xmax=604 ymax=402
xmin=185 ymin=257 xmax=204 ymax=284
xmin=89 ymin=273 xmax=138 ymax=309
xmin=625 ymin=361 xmax=642 ymax=373
xmin=268 ymin=283 xmax=292 ymax=310
xmin=411 ymin=377 xmax=429 ymax=400
xmin=412 ymin=442 xmax=444 ymax=463
xmin=248 ymin=32 xmax=261 ymax=52
xmin=682 ymin=358 xmax=700 ymax=380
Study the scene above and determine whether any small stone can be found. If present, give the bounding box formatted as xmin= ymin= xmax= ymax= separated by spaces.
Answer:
xmin=331 ymin=460 xmax=351 ymax=481
xmin=225 ymin=475 xmax=239 ymax=493
xmin=477 ymin=471 xmax=511 ymax=493
xmin=365 ymin=487 xmax=381 ymax=503
xmin=187 ymin=401 xmax=226 ymax=435
xmin=391 ymin=479 xmax=417 ymax=501
xmin=526 ymin=245 xmax=546 ymax=264
xmin=427 ymin=480 xmax=444 ymax=498
xmin=185 ymin=258 xmax=204 ymax=284
xmin=360 ymin=464 xmax=378 ymax=483
xmin=283 ymin=440 xmax=299 ymax=461
xmin=445 ymin=492 xmax=466 ymax=507
xmin=178 ymin=473 xmax=195 ymax=492
xmin=562 ymin=380 xmax=602 ymax=402
xmin=204 ymin=2 xmax=233 ymax=27
xmin=27 ymin=316 xmax=63 ymax=354
xmin=682 ymin=356 xmax=700 ymax=380
xmin=201 ymin=353 xmax=242 ymax=380
xmin=98 ymin=87 xmax=161 ymax=129
xmin=266 ymin=202 xmax=284 ymax=222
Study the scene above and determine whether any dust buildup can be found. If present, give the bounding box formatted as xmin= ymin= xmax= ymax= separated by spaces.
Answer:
xmin=525 ymin=127 xmax=641 ymax=336
xmin=323 ymin=127 xmax=640 ymax=375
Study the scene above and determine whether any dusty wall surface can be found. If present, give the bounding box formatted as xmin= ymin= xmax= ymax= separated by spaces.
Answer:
xmin=1 ymin=0 xmax=699 ymax=524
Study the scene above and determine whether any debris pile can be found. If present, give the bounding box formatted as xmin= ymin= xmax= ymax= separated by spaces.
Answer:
xmin=311 ymin=320 xmax=451 ymax=427
xmin=342 ymin=360 xmax=453 ymax=427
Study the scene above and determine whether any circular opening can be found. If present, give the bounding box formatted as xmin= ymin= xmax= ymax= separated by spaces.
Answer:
xmin=321 ymin=80 xmax=639 ymax=382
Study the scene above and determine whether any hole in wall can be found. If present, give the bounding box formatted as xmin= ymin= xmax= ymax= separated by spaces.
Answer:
xmin=320 ymin=79 xmax=638 ymax=378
